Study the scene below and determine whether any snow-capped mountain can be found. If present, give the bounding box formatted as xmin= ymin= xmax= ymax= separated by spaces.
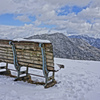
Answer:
xmin=69 ymin=35 xmax=100 ymax=49
xmin=26 ymin=33 xmax=100 ymax=61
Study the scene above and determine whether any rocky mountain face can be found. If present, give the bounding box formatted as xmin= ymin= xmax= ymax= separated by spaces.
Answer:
xmin=69 ymin=35 xmax=100 ymax=49
xmin=26 ymin=33 xmax=100 ymax=61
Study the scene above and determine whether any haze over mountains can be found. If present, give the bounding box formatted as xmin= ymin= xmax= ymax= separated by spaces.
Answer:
xmin=26 ymin=33 xmax=100 ymax=61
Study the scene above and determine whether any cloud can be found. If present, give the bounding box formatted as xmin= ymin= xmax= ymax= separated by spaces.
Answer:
xmin=15 ymin=15 xmax=31 ymax=22
xmin=0 ymin=0 xmax=100 ymax=38
xmin=0 ymin=0 xmax=20 ymax=14
xmin=90 ymin=0 xmax=100 ymax=8
xmin=34 ymin=20 xmax=41 ymax=26
xmin=0 ymin=24 xmax=49 ymax=39
xmin=78 ymin=7 xmax=100 ymax=20
xmin=0 ymin=0 xmax=90 ymax=15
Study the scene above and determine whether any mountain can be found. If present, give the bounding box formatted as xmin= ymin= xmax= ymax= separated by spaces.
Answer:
xmin=69 ymin=35 xmax=100 ymax=49
xmin=26 ymin=33 xmax=100 ymax=61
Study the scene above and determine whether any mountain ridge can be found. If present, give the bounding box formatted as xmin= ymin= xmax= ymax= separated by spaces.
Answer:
xmin=26 ymin=33 xmax=100 ymax=61
xmin=69 ymin=35 xmax=100 ymax=49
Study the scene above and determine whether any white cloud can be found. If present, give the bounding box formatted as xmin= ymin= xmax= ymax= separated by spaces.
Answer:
xmin=90 ymin=0 xmax=100 ymax=8
xmin=78 ymin=7 xmax=100 ymax=20
xmin=15 ymin=15 xmax=31 ymax=22
xmin=0 ymin=24 xmax=49 ymax=39
xmin=34 ymin=20 xmax=41 ymax=26
xmin=0 ymin=0 xmax=20 ymax=14
xmin=0 ymin=0 xmax=100 ymax=38
xmin=46 ymin=0 xmax=90 ymax=7
xmin=0 ymin=0 xmax=91 ymax=15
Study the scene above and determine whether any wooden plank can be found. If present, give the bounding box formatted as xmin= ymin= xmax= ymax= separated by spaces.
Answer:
xmin=17 ymin=54 xmax=53 ymax=60
xmin=0 ymin=46 xmax=53 ymax=59
xmin=16 ymin=49 xmax=41 ymax=54
xmin=17 ymin=58 xmax=54 ymax=67
xmin=0 ymin=44 xmax=53 ymax=53
xmin=15 ymin=45 xmax=41 ymax=51
xmin=0 ymin=50 xmax=53 ymax=60
xmin=0 ymin=40 xmax=11 ymax=45
xmin=0 ymin=50 xmax=13 ymax=54
xmin=0 ymin=52 xmax=13 ymax=57
xmin=17 ymin=57 xmax=54 ymax=66
xmin=45 ymin=52 xmax=53 ymax=56
xmin=19 ymin=62 xmax=54 ymax=71
xmin=0 ymin=56 xmax=13 ymax=62
xmin=0 ymin=54 xmax=54 ymax=67
xmin=0 ymin=53 xmax=54 ymax=64
xmin=15 ymin=45 xmax=53 ymax=52
xmin=45 ymin=48 xmax=53 ymax=52
xmin=0 ymin=58 xmax=54 ymax=71
xmin=13 ymin=42 xmax=39 ymax=46
xmin=17 ymin=58 xmax=43 ymax=65
xmin=17 ymin=56 xmax=54 ymax=64
xmin=0 ymin=44 xmax=12 ymax=48
xmin=44 ymin=43 xmax=53 ymax=48
xmin=46 ymin=59 xmax=54 ymax=63
xmin=17 ymin=56 xmax=42 ymax=61
xmin=0 ymin=40 xmax=53 ymax=49
xmin=0 ymin=50 xmax=54 ymax=63
xmin=46 ymin=55 xmax=53 ymax=60
xmin=15 ymin=50 xmax=51 ymax=56
xmin=16 ymin=50 xmax=42 ymax=57
xmin=0 ymin=58 xmax=14 ymax=64
xmin=0 ymin=51 xmax=53 ymax=61
xmin=47 ymin=62 xmax=54 ymax=67
xmin=0 ymin=47 xmax=12 ymax=51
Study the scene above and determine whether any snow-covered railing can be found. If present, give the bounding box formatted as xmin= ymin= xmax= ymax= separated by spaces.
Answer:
xmin=0 ymin=39 xmax=57 ymax=88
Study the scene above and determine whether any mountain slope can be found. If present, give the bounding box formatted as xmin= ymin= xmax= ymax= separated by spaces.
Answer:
xmin=26 ymin=33 xmax=100 ymax=61
xmin=69 ymin=35 xmax=100 ymax=49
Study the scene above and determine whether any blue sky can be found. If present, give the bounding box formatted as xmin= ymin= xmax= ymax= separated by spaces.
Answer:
xmin=57 ymin=5 xmax=87 ymax=16
xmin=0 ymin=14 xmax=36 ymax=26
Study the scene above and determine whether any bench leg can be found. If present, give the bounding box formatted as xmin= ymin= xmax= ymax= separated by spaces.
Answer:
xmin=44 ymin=72 xmax=48 ymax=88
xmin=44 ymin=71 xmax=57 ymax=88
xmin=6 ymin=63 xmax=8 ymax=71
xmin=13 ymin=66 xmax=21 ymax=80
xmin=6 ymin=63 xmax=11 ymax=76
xmin=26 ymin=66 xmax=28 ymax=77
xmin=14 ymin=66 xmax=31 ymax=82
xmin=52 ymin=71 xmax=55 ymax=81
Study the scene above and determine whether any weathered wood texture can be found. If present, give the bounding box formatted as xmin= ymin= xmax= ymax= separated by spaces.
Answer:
xmin=0 ymin=40 xmax=54 ymax=71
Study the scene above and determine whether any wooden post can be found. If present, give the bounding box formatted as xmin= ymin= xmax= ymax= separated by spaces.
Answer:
xmin=6 ymin=63 xmax=8 ymax=71
xmin=26 ymin=66 xmax=28 ymax=77
xmin=52 ymin=71 xmax=55 ymax=81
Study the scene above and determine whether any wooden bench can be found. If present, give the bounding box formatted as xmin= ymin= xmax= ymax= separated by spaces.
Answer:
xmin=0 ymin=39 xmax=57 ymax=88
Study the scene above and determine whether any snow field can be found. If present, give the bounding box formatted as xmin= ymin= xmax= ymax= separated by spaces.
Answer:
xmin=0 ymin=58 xmax=100 ymax=100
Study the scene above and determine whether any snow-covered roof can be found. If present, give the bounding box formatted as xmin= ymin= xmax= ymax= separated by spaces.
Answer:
xmin=13 ymin=38 xmax=51 ymax=43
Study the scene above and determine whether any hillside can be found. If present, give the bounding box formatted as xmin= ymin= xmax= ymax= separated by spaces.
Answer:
xmin=69 ymin=35 xmax=100 ymax=49
xmin=26 ymin=33 xmax=100 ymax=61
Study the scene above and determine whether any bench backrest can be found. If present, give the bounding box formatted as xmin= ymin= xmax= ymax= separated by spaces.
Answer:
xmin=0 ymin=39 xmax=54 ymax=71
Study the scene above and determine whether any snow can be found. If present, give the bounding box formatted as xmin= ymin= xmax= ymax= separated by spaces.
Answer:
xmin=0 ymin=58 xmax=100 ymax=100
xmin=13 ymin=38 xmax=51 ymax=43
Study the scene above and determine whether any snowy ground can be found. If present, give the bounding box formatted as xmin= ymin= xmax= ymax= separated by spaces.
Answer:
xmin=0 ymin=58 xmax=100 ymax=100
